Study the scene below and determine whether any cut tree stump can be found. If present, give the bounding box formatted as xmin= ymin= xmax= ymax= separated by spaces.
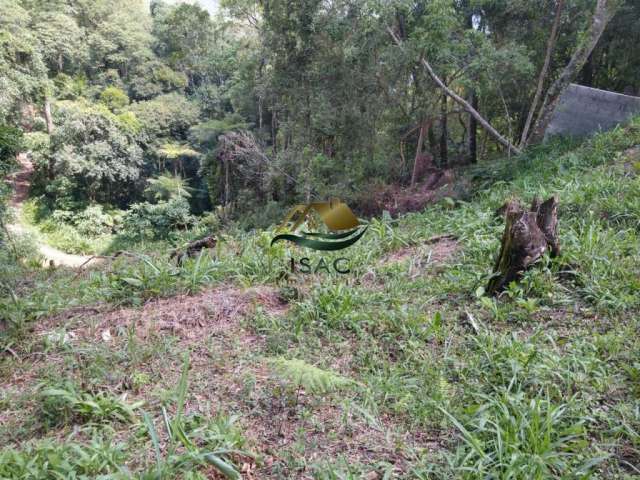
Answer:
xmin=170 ymin=235 xmax=217 ymax=265
xmin=487 ymin=196 xmax=559 ymax=295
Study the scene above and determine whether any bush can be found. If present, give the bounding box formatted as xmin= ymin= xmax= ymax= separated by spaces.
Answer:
xmin=22 ymin=131 xmax=49 ymax=153
xmin=121 ymin=197 xmax=195 ymax=240
xmin=129 ymin=92 xmax=201 ymax=141
xmin=99 ymin=86 xmax=129 ymax=111
xmin=74 ymin=204 xmax=115 ymax=236
xmin=44 ymin=177 xmax=81 ymax=211
xmin=0 ymin=124 xmax=22 ymax=174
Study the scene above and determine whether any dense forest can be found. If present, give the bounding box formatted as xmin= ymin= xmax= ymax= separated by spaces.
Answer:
xmin=1 ymin=0 xmax=639 ymax=246
xmin=1 ymin=0 xmax=640 ymax=478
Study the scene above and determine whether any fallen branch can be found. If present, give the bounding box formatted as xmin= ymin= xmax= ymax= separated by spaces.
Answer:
xmin=387 ymin=27 xmax=522 ymax=156
xmin=170 ymin=236 xmax=217 ymax=265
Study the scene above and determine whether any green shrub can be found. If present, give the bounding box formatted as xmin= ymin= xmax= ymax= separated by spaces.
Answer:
xmin=74 ymin=204 xmax=115 ymax=236
xmin=121 ymin=197 xmax=195 ymax=240
xmin=99 ymin=86 xmax=130 ymax=111
xmin=22 ymin=131 xmax=49 ymax=153
xmin=0 ymin=124 xmax=22 ymax=174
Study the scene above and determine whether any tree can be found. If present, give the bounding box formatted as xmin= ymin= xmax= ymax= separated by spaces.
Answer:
xmin=0 ymin=0 xmax=47 ymax=124
xmin=42 ymin=101 xmax=144 ymax=205
xmin=129 ymin=92 xmax=201 ymax=143
xmin=529 ymin=0 xmax=621 ymax=143
xmin=153 ymin=3 xmax=215 ymax=89
xmin=32 ymin=11 xmax=87 ymax=74
xmin=518 ymin=0 xmax=565 ymax=148
xmin=388 ymin=27 xmax=523 ymax=156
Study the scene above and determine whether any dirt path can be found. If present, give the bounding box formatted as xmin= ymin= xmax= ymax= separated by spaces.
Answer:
xmin=5 ymin=154 xmax=101 ymax=268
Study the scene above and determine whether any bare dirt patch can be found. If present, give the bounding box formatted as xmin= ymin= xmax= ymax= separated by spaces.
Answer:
xmin=382 ymin=234 xmax=459 ymax=266
xmin=357 ymin=169 xmax=468 ymax=217
xmin=39 ymin=285 xmax=289 ymax=343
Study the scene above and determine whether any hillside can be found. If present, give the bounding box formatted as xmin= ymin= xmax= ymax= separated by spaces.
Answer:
xmin=1 ymin=121 xmax=639 ymax=478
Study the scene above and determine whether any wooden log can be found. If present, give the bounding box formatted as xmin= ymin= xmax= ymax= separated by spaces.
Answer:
xmin=170 ymin=235 xmax=217 ymax=265
xmin=487 ymin=196 xmax=559 ymax=295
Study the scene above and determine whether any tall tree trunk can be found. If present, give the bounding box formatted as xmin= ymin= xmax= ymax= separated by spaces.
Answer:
xmin=439 ymin=93 xmax=448 ymax=167
xmin=271 ymin=110 xmax=277 ymax=154
xmin=519 ymin=0 xmax=565 ymax=148
xmin=44 ymin=97 xmax=55 ymax=180
xmin=387 ymin=27 xmax=522 ymax=156
xmin=44 ymin=98 xmax=53 ymax=134
xmin=529 ymin=0 xmax=619 ymax=144
xmin=427 ymin=123 xmax=437 ymax=154
xmin=224 ymin=156 xmax=230 ymax=206
xmin=581 ymin=52 xmax=595 ymax=87
xmin=468 ymin=91 xmax=478 ymax=163
xmin=411 ymin=122 xmax=426 ymax=187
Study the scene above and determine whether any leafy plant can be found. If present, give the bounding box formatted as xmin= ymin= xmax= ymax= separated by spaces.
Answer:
xmin=39 ymin=383 xmax=142 ymax=426
xmin=269 ymin=357 xmax=353 ymax=395
xmin=121 ymin=198 xmax=195 ymax=240
xmin=0 ymin=435 xmax=128 ymax=478
xmin=144 ymin=173 xmax=192 ymax=203
xmin=441 ymin=389 xmax=606 ymax=479
xmin=141 ymin=355 xmax=249 ymax=479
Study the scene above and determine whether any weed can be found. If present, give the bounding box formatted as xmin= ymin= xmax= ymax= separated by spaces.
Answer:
xmin=38 ymin=382 xmax=142 ymax=427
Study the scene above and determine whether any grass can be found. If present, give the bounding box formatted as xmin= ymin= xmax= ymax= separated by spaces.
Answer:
xmin=1 ymin=119 xmax=639 ymax=477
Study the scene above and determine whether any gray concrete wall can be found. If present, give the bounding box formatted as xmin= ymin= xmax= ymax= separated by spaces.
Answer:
xmin=546 ymin=84 xmax=640 ymax=139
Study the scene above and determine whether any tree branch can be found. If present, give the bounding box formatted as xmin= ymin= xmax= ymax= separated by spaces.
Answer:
xmin=386 ymin=27 xmax=522 ymax=156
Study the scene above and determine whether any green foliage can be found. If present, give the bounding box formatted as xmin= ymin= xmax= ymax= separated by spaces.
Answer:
xmin=32 ymin=10 xmax=88 ymax=74
xmin=39 ymin=382 xmax=142 ymax=427
xmin=74 ymin=204 xmax=116 ymax=236
xmin=0 ymin=1 xmax=47 ymax=123
xmin=100 ymin=86 xmax=130 ymax=111
xmin=44 ymin=100 xmax=143 ymax=204
xmin=442 ymin=390 xmax=603 ymax=478
xmin=22 ymin=131 xmax=49 ymax=153
xmin=144 ymin=173 xmax=192 ymax=202
xmin=53 ymin=72 xmax=88 ymax=100
xmin=0 ymin=436 xmax=128 ymax=478
xmin=141 ymin=355 xmax=247 ymax=479
xmin=0 ymin=124 xmax=22 ymax=173
xmin=128 ymin=59 xmax=188 ymax=100
xmin=157 ymin=142 xmax=200 ymax=160
xmin=269 ymin=357 xmax=353 ymax=395
xmin=121 ymin=197 xmax=195 ymax=240
xmin=129 ymin=92 xmax=201 ymax=141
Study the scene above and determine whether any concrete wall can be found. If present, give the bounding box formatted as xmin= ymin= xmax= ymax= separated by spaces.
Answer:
xmin=546 ymin=84 xmax=640 ymax=139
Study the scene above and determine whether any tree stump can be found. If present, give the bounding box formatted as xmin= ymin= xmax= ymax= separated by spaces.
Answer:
xmin=487 ymin=196 xmax=559 ymax=295
xmin=170 ymin=235 xmax=217 ymax=265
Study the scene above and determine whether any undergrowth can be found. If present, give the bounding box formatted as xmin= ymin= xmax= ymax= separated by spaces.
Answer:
xmin=1 ymin=120 xmax=639 ymax=478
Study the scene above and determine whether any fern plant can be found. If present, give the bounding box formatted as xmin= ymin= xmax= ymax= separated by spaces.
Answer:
xmin=269 ymin=357 xmax=353 ymax=395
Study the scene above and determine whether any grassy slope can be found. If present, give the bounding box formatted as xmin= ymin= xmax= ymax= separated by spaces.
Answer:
xmin=1 ymin=120 xmax=639 ymax=478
